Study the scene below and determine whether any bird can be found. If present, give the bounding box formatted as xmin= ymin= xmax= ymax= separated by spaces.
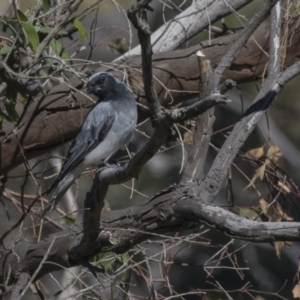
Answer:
xmin=43 ymin=72 xmax=137 ymax=216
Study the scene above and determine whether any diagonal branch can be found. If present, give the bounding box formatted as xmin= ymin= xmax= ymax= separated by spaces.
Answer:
xmin=6 ymin=185 xmax=300 ymax=285
xmin=33 ymin=0 xmax=83 ymax=63
xmin=180 ymin=53 xmax=215 ymax=184
xmin=213 ymin=0 xmax=277 ymax=87
xmin=266 ymin=0 xmax=281 ymax=83
xmin=120 ymin=0 xmax=253 ymax=58
xmin=200 ymin=60 xmax=300 ymax=202
xmin=127 ymin=0 xmax=162 ymax=121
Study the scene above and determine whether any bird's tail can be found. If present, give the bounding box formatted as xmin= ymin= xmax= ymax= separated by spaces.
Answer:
xmin=40 ymin=173 xmax=75 ymax=218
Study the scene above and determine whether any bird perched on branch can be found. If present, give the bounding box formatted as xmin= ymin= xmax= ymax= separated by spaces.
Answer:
xmin=43 ymin=72 xmax=137 ymax=216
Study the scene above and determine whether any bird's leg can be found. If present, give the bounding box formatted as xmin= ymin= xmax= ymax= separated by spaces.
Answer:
xmin=125 ymin=146 xmax=140 ymax=183
xmin=89 ymin=166 xmax=97 ymax=179
xmin=96 ymin=156 xmax=120 ymax=174
xmin=124 ymin=146 xmax=138 ymax=197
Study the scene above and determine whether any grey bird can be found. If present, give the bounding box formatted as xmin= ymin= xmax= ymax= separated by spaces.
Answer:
xmin=44 ymin=72 xmax=137 ymax=215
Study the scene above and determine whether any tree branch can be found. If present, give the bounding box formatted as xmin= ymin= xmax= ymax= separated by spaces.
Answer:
xmin=200 ymin=61 xmax=300 ymax=202
xmin=128 ymin=0 xmax=162 ymax=121
xmin=2 ymin=17 xmax=300 ymax=174
xmin=5 ymin=184 xmax=300 ymax=285
xmin=167 ymin=94 xmax=230 ymax=123
xmin=120 ymin=0 xmax=253 ymax=58
xmin=213 ymin=0 xmax=277 ymax=86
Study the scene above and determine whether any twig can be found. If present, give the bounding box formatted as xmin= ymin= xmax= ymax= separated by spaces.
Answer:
xmin=167 ymin=94 xmax=230 ymax=123
xmin=127 ymin=0 xmax=162 ymax=121
xmin=9 ymin=272 xmax=30 ymax=300
xmin=15 ymin=237 xmax=56 ymax=300
xmin=213 ymin=0 xmax=277 ymax=87
xmin=33 ymin=0 xmax=83 ymax=63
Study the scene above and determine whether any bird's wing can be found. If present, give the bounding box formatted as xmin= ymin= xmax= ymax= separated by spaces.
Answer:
xmin=49 ymin=102 xmax=115 ymax=191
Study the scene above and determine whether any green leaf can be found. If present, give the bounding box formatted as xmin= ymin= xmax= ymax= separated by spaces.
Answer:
xmin=4 ymin=102 xmax=19 ymax=122
xmin=23 ymin=23 xmax=39 ymax=52
xmin=72 ymin=18 xmax=88 ymax=41
xmin=35 ymin=25 xmax=68 ymax=36
xmin=0 ymin=45 xmax=11 ymax=55
xmin=50 ymin=39 xmax=70 ymax=63
xmin=117 ymin=252 xmax=130 ymax=267
xmin=6 ymin=86 xmax=17 ymax=103
xmin=62 ymin=215 xmax=76 ymax=225
xmin=91 ymin=252 xmax=115 ymax=271
xmin=17 ymin=10 xmax=28 ymax=22
xmin=16 ymin=10 xmax=39 ymax=52
xmin=42 ymin=0 xmax=51 ymax=13
xmin=116 ymin=253 xmax=131 ymax=299
xmin=90 ymin=252 xmax=131 ymax=300
xmin=107 ymin=38 xmax=130 ymax=55
xmin=35 ymin=25 xmax=52 ymax=34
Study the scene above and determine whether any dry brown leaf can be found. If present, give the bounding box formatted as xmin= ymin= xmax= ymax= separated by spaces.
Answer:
xmin=274 ymin=241 xmax=285 ymax=259
xmin=244 ymin=164 xmax=266 ymax=190
xmin=183 ymin=121 xmax=195 ymax=144
xmin=277 ymin=181 xmax=291 ymax=193
xmin=259 ymin=197 xmax=293 ymax=222
xmin=257 ymin=164 xmax=266 ymax=180
xmin=246 ymin=146 xmax=265 ymax=160
xmin=275 ymin=202 xmax=294 ymax=221
xmin=259 ymin=198 xmax=281 ymax=221
xmin=274 ymin=241 xmax=292 ymax=259
xmin=293 ymin=283 xmax=300 ymax=298
xmin=266 ymin=145 xmax=282 ymax=166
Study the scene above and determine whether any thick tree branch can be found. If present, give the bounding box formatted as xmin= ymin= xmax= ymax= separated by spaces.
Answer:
xmin=213 ymin=0 xmax=277 ymax=86
xmin=172 ymin=199 xmax=300 ymax=242
xmin=267 ymin=0 xmax=281 ymax=82
xmin=97 ymin=94 xmax=227 ymax=186
xmin=167 ymin=94 xmax=229 ymax=123
xmin=2 ymin=18 xmax=300 ymax=174
xmin=200 ymin=61 xmax=300 ymax=202
xmin=5 ymin=184 xmax=300 ymax=285
xmin=128 ymin=0 xmax=162 ymax=121
xmin=181 ymin=54 xmax=215 ymax=183
xmin=9 ymin=273 xmax=30 ymax=300
xmin=120 ymin=0 xmax=253 ymax=58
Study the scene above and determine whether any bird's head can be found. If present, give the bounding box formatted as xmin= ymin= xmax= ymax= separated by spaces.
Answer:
xmin=87 ymin=72 xmax=121 ymax=98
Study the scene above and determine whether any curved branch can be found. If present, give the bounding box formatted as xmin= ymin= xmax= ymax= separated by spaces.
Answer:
xmin=201 ymin=61 xmax=300 ymax=202
xmin=120 ymin=0 xmax=253 ymax=58
xmin=213 ymin=0 xmax=277 ymax=86
xmin=5 ymin=184 xmax=300 ymax=284
xmin=2 ymin=18 xmax=300 ymax=174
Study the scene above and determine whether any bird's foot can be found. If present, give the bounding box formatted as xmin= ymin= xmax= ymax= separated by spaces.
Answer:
xmin=97 ymin=158 xmax=120 ymax=173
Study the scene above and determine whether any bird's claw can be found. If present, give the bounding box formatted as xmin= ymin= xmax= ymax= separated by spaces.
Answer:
xmin=97 ymin=159 xmax=120 ymax=173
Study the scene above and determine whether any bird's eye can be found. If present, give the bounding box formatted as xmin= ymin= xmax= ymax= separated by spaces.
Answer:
xmin=100 ymin=76 xmax=105 ymax=82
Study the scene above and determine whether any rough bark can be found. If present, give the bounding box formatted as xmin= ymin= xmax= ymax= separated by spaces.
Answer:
xmin=2 ymin=18 xmax=300 ymax=175
xmin=3 ymin=1 xmax=300 ymax=298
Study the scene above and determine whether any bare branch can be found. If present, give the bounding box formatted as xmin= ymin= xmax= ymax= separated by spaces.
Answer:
xmin=181 ymin=54 xmax=215 ymax=183
xmin=172 ymin=199 xmax=300 ymax=242
xmin=167 ymin=94 xmax=230 ymax=123
xmin=201 ymin=59 xmax=300 ymax=202
xmin=33 ymin=0 xmax=83 ymax=63
xmin=121 ymin=0 xmax=253 ymax=58
xmin=97 ymin=95 xmax=228 ymax=185
xmin=214 ymin=0 xmax=277 ymax=87
xmin=6 ymin=185 xmax=300 ymax=284
xmin=9 ymin=273 xmax=30 ymax=300
xmin=127 ymin=0 xmax=162 ymax=120
xmin=267 ymin=1 xmax=282 ymax=83
xmin=2 ymin=17 xmax=300 ymax=174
